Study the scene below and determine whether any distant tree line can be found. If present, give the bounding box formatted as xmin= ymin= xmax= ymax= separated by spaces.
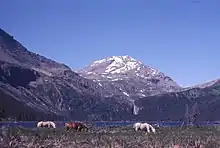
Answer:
xmin=0 ymin=105 xmax=64 ymax=121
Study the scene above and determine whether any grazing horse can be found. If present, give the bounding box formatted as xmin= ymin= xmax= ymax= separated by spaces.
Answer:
xmin=65 ymin=122 xmax=88 ymax=132
xmin=37 ymin=121 xmax=56 ymax=128
xmin=133 ymin=122 xmax=156 ymax=133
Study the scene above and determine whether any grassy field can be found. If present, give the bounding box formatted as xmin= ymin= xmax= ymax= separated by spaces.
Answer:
xmin=1 ymin=125 xmax=220 ymax=148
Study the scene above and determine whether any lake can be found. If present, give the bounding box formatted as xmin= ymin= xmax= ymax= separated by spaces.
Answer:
xmin=1 ymin=121 xmax=220 ymax=128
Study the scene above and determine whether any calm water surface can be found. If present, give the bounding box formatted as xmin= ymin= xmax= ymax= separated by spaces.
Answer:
xmin=1 ymin=121 xmax=220 ymax=128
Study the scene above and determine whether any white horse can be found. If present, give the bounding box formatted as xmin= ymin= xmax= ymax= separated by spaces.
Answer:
xmin=37 ymin=121 xmax=56 ymax=128
xmin=133 ymin=122 xmax=156 ymax=133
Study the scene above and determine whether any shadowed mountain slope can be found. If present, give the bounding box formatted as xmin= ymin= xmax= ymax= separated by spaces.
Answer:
xmin=1 ymin=28 xmax=220 ymax=121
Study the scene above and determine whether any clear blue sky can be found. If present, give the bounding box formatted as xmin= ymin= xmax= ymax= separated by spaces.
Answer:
xmin=1 ymin=0 xmax=220 ymax=87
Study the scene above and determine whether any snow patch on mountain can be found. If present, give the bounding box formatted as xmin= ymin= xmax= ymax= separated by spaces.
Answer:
xmin=90 ymin=55 xmax=143 ymax=74
xmin=123 ymin=91 xmax=130 ymax=96
xmin=79 ymin=55 xmax=160 ymax=80
xmin=77 ymin=55 xmax=181 ymax=99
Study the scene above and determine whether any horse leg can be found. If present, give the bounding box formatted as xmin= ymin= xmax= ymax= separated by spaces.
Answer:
xmin=146 ymin=126 xmax=150 ymax=133
xmin=135 ymin=126 xmax=139 ymax=131
xmin=66 ymin=126 xmax=69 ymax=131
xmin=78 ymin=126 xmax=82 ymax=132
xmin=82 ymin=127 xmax=86 ymax=132
xmin=76 ymin=126 xmax=79 ymax=132
xmin=81 ymin=125 xmax=87 ymax=132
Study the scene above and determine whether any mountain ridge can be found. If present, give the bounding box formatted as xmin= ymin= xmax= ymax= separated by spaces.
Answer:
xmin=1 ymin=28 xmax=220 ymax=121
xmin=0 ymin=28 xmax=134 ymax=121
xmin=78 ymin=55 xmax=181 ymax=100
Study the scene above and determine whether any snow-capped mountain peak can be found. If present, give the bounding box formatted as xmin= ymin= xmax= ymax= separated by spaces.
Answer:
xmin=83 ymin=55 xmax=158 ymax=76
xmin=77 ymin=55 xmax=181 ymax=99
xmin=91 ymin=55 xmax=141 ymax=73
xmin=93 ymin=55 xmax=138 ymax=64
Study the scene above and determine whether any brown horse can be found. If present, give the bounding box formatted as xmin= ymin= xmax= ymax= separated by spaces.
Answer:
xmin=65 ymin=122 xmax=88 ymax=132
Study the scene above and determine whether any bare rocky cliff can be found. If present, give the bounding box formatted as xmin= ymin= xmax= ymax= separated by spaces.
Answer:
xmin=0 ymin=28 xmax=133 ymax=121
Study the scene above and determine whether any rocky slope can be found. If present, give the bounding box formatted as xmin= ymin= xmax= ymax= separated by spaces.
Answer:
xmin=1 ymin=28 xmax=220 ymax=121
xmin=0 ymin=28 xmax=134 ymax=121
xmin=78 ymin=56 xmax=182 ymax=100
xmin=134 ymin=80 xmax=220 ymax=121
xmin=77 ymin=55 xmax=220 ymax=121
xmin=77 ymin=52 xmax=220 ymax=121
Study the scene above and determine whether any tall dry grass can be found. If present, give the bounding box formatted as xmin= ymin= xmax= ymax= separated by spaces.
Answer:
xmin=1 ymin=125 xmax=220 ymax=148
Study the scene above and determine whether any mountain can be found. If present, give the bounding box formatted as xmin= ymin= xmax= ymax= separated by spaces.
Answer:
xmin=77 ymin=56 xmax=220 ymax=121
xmin=1 ymin=28 xmax=220 ymax=121
xmin=0 ymin=28 xmax=134 ymax=121
xmin=190 ymin=79 xmax=220 ymax=89
xmin=134 ymin=80 xmax=220 ymax=121
xmin=78 ymin=55 xmax=181 ymax=100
